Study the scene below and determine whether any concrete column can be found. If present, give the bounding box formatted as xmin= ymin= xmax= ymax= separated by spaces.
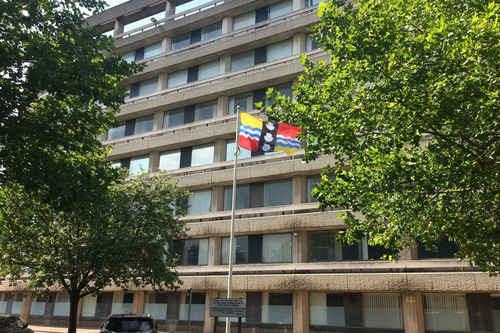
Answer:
xmin=20 ymin=292 xmax=32 ymax=323
xmin=293 ymin=0 xmax=306 ymax=11
xmin=217 ymin=95 xmax=229 ymax=117
xmin=219 ymin=55 xmax=231 ymax=75
xmin=113 ymin=19 xmax=125 ymax=37
xmin=293 ymin=230 xmax=307 ymax=263
xmin=402 ymin=292 xmax=426 ymax=333
xmin=162 ymin=36 xmax=172 ymax=53
xmin=149 ymin=151 xmax=160 ymax=173
xmin=152 ymin=111 xmax=164 ymax=131
xmin=214 ymin=139 xmax=226 ymax=163
xmin=203 ymin=291 xmax=218 ymax=333
xmin=132 ymin=291 xmax=145 ymax=313
xmin=99 ymin=132 xmax=108 ymax=142
xmin=293 ymin=33 xmax=306 ymax=55
xmin=208 ymin=236 xmax=222 ymax=266
xmin=399 ymin=245 xmax=418 ymax=261
xmin=165 ymin=1 xmax=176 ymax=18
xmin=292 ymin=175 xmax=307 ymax=204
xmin=293 ymin=291 xmax=309 ymax=333
xmin=158 ymin=72 xmax=168 ymax=91
xmin=211 ymin=186 xmax=225 ymax=212
xmin=222 ymin=16 xmax=233 ymax=34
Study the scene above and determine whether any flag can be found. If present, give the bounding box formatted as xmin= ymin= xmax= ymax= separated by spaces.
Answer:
xmin=239 ymin=112 xmax=302 ymax=156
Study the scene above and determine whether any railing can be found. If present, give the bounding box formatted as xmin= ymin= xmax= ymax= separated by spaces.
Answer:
xmin=115 ymin=0 xmax=228 ymax=39
xmin=137 ymin=6 xmax=319 ymax=65
xmin=121 ymin=49 xmax=326 ymax=107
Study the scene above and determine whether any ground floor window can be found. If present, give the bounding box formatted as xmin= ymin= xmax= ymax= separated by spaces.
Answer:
xmin=180 ymin=292 xmax=205 ymax=321
xmin=262 ymin=292 xmax=292 ymax=324
xmin=54 ymin=292 xmax=70 ymax=316
xmin=309 ymin=293 xmax=345 ymax=326
xmin=363 ymin=293 xmax=403 ymax=329
xmin=111 ymin=292 xmax=134 ymax=314
xmin=424 ymin=293 xmax=470 ymax=331
xmin=144 ymin=293 xmax=168 ymax=320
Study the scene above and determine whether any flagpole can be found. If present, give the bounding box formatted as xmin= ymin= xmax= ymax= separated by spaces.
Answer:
xmin=226 ymin=106 xmax=241 ymax=333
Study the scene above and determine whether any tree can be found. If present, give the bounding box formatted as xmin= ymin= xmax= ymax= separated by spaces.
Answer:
xmin=0 ymin=0 xmax=142 ymax=210
xmin=264 ymin=0 xmax=500 ymax=273
xmin=0 ymin=170 xmax=189 ymax=333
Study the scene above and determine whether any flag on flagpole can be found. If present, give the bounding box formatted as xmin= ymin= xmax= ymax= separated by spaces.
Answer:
xmin=239 ymin=112 xmax=302 ymax=156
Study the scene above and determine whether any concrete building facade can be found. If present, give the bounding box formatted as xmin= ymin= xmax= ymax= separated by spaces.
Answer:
xmin=2 ymin=0 xmax=500 ymax=332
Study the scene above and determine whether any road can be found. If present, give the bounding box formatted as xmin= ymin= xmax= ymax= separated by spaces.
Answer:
xmin=29 ymin=325 xmax=97 ymax=333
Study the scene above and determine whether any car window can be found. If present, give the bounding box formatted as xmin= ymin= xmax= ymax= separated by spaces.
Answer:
xmin=104 ymin=318 xmax=153 ymax=332
xmin=4 ymin=318 xmax=18 ymax=329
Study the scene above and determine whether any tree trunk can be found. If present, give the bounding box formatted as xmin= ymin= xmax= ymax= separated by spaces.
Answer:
xmin=68 ymin=287 xmax=80 ymax=333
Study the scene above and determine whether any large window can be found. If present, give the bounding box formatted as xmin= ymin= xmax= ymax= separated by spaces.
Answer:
xmin=233 ymin=11 xmax=255 ymax=30
xmin=163 ymin=108 xmax=185 ymax=128
xmin=262 ymin=233 xmax=292 ymax=263
xmin=229 ymin=92 xmax=253 ymax=114
xmin=191 ymin=143 xmax=214 ymax=167
xmin=121 ymin=51 xmax=135 ymax=63
xmin=307 ymin=175 xmax=334 ymax=202
xmin=144 ymin=293 xmax=168 ymax=320
xmin=198 ymin=61 xmax=220 ymax=81
xmin=30 ymin=296 xmax=47 ymax=316
xmin=129 ymin=155 xmax=149 ymax=175
xmin=195 ymin=100 xmax=216 ymax=121
xmin=309 ymin=231 xmax=336 ymax=262
xmin=306 ymin=0 xmax=328 ymax=6
xmin=268 ymin=0 xmax=293 ymax=19
xmin=201 ymin=22 xmax=222 ymax=40
xmin=265 ymin=83 xmax=292 ymax=106
xmin=262 ymin=292 xmax=292 ymax=324
xmin=309 ymin=293 xmax=345 ymax=326
xmin=188 ymin=189 xmax=212 ymax=215
xmin=111 ymin=292 xmax=134 ymax=314
xmin=267 ymin=39 xmax=293 ymax=62
xmin=180 ymin=292 xmax=205 ymax=321
xmin=134 ymin=115 xmax=154 ymax=135
xmin=221 ymin=233 xmax=291 ymax=264
xmin=424 ymin=293 xmax=470 ymax=331
xmin=264 ymin=179 xmax=292 ymax=207
xmin=108 ymin=123 xmax=126 ymax=140
xmin=167 ymin=69 xmax=188 ymax=88
xmin=171 ymin=32 xmax=191 ymax=50
xmin=174 ymin=239 xmax=209 ymax=266
xmin=223 ymin=185 xmax=250 ymax=211
xmin=139 ymin=77 xmax=158 ymax=96
xmin=54 ymin=293 xmax=70 ymax=316
xmin=363 ymin=293 xmax=403 ymax=329
xmin=492 ymin=295 xmax=500 ymax=332
xmin=225 ymin=139 xmax=251 ymax=161
xmin=159 ymin=150 xmax=181 ymax=171
xmin=144 ymin=42 xmax=162 ymax=59
xmin=306 ymin=33 xmax=319 ymax=51
xmin=231 ymin=50 xmax=254 ymax=71
xmin=221 ymin=236 xmax=249 ymax=265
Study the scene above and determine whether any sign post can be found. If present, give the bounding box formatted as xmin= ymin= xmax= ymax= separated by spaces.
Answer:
xmin=210 ymin=298 xmax=246 ymax=333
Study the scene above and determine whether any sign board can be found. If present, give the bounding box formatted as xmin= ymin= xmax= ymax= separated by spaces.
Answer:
xmin=210 ymin=298 xmax=246 ymax=317
xmin=406 ymin=296 xmax=415 ymax=303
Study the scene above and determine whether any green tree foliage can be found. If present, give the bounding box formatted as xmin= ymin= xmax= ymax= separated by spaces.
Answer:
xmin=265 ymin=0 xmax=500 ymax=272
xmin=0 ymin=0 xmax=142 ymax=209
xmin=0 ymin=171 xmax=189 ymax=333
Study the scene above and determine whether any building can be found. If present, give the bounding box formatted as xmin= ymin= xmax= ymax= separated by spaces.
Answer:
xmin=2 ymin=0 xmax=500 ymax=332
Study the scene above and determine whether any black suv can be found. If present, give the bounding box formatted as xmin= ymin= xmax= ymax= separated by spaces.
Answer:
xmin=100 ymin=313 xmax=158 ymax=333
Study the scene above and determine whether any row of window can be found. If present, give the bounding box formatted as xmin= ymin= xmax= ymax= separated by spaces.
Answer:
xmin=108 ymin=83 xmax=292 ymax=141
xmin=3 ymin=291 xmax=497 ymax=332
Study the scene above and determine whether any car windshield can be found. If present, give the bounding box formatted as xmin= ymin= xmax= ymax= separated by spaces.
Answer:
xmin=104 ymin=318 xmax=153 ymax=332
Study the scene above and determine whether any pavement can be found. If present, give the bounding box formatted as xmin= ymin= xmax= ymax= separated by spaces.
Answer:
xmin=29 ymin=325 xmax=98 ymax=333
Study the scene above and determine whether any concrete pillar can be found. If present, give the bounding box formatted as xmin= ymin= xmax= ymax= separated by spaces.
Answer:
xmin=293 ymin=33 xmax=306 ymax=55
xmin=222 ymin=16 xmax=233 ymax=34
xmin=158 ymin=72 xmax=168 ymax=91
xmin=113 ymin=19 xmax=124 ymax=37
xmin=292 ymin=175 xmax=307 ymax=204
xmin=162 ymin=36 xmax=172 ymax=53
xmin=149 ymin=151 xmax=160 ymax=173
xmin=203 ymin=291 xmax=218 ymax=333
xmin=165 ymin=1 xmax=176 ymax=18
xmin=208 ymin=236 xmax=222 ymax=266
xmin=99 ymin=132 xmax=108 ymax=142
xmin=214 ymin=139 xmax=226 ymax=163
xmin=20 ymin=292 xmax=32 ymax=323
xmin=219 ymin=55 xmax=231 ymax=75
xmin=153 ymin=111 xmax=164 ymax=131
xmin=217 ymin=95 xmax=229 ymax=117
xmin=293 ymin=230 xmax=307 ymax=263
xmin=399 ymin=245 xmax=418 ymax=261
xmin=293 ymin=291 xmax=309 ymax=333
xmin=132 ymin=291 xmax=145 ymax=313
xmin=211 ymin=186 xmax=225 ymax=212
xmin=293 ymin=0 xmax=306 ymax=11
xmin=402 ymin=292 xmax=426 ymax=333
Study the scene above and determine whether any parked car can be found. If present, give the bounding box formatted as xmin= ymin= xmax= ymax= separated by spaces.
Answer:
xmin=100 ymin=313 xmax=157 ymax=333
xmin=0 ymin=315 xmax=33 ymax=333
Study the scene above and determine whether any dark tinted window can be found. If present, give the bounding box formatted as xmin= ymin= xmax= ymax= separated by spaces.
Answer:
xmin=104 ymin=318 xmax=153 ymax=332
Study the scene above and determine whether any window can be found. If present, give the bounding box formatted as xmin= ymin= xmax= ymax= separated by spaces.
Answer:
xmin=134 ymin=115 xmax=154 ymax=135
xmin=108 ymin=123 xmax=126 ymax=140
xmin=264 ymin=179 xmax=292 ymax=206
xmin=491 ymin=295 xmax=500 ymax=332
xmin=201 ymin=22 xmax=222 ymax=40
xmin=262 ymin=293 xmax=293 ymax=324
xmin=167 ymin=69 xmax=188 ymax=88
xmin=309 ymin=293 xmax=345 ymax=326
xmin=267 ymin=39 xmax=292 ymax=62
xmin=229 ymin=92 xmax=253 ymax=114
xmin=265 ymin=83 xmax=292 ymax=106
xmin=110 ymin=161 xmax=121 ymax=168
xmin=306 ymin=0 xmax=328 ymax=6
xmin=221 ymin=236 xmax=249 ymax=264
xmin=30 ymin=296 xmax=47 ymax=315
xmin=188 ymin=189 xmax=211 ymax=215
xmin=191 ymin=143 xmax=214 ymax=166
xmin=164 ymin=108 xmax=185 ymax=128
xmin=139 ymin=77 xmax=158 ymax=96
xmin=159 ymin=150 xmax=181 ymax=171
xmin=417 ymin=239 xmax=458 ymax=259
xmin=81 ymin=295 xmax=100 ymax=317
xmin=363 ymin=293 xmax=403 ymax=329
xmin=111 ymin=292 xmax=134 ymax=314
xmin=144 ymin=42 xmax=162 ymax=59
xmin=231 ymin=50 xmax=254 ymax=71
xmin=144 ymin=293 xmax=168 ymax=320
xmin=180 ymin=292 xmax=205 ymax=321
xmin=198 ymin=61 xmax=220 ymax=81
xmin=306 ymin=33 xmax=319 ymax=51
xmin=121 ymin=51 xmax=135 ymax=63
xmin=307 ymin=175 xmax=334 ymax=202
xmin=171 ymin=32 xmax=191 ymax=50
xmin=233 ymin=11 xmax=255 ymax=30
xmin=223 ymin=185 xmax=250 ymax=210
xmin=175 ymin=239 xmax=209 ymax=266
xmin=0 ymin=294 xmax=7 ymax=314
xmin=309 ymin=231 xmax=336 ymax=262
xmin=124 ymin=85 xmax=131 ymax=99
xmin=129 ymin=155 xmax=149 ymax=175
xmin=195 ymin=100 xmax=216 ymax=121
xmin=268 ymin=0 xmax=293 ymax=19
xmin=54 ymin=293 xmax=70 ymax=316
xmin=10 ymin=293 xmax=23 ymax=315
xmin=262 ymin=233 xmax=291 ymax=263
xmin=226 ymin=139 xmax=251 ymax=161
xmin=424 ymin=293 xmax=470 ymax=331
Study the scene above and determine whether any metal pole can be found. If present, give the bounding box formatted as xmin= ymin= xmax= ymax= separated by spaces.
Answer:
xmin=226 ymin=106 xmax=241 ymax=333
xmin=187 ymin=288 xmax=192 ymax=333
